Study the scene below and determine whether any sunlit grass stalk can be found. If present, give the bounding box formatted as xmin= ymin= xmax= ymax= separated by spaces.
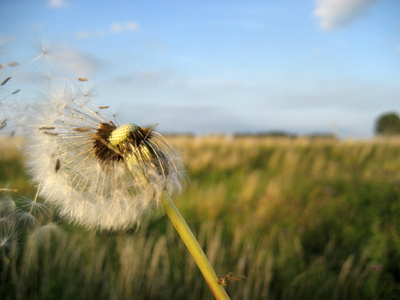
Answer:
xmin=161 ymin=192 xmax=230 ymax=300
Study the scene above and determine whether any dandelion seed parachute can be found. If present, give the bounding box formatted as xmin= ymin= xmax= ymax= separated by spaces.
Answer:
xmin=24 ymin=87 xmax=183 ymax=231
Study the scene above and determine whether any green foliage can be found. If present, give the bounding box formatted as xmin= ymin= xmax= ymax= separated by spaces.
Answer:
xmin=375 ymin=112 xmax=400 ymax=135
xmin=1 ymin=136 xmax=400 ymax=299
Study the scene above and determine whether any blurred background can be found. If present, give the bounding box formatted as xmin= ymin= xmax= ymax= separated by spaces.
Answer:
xmin=1 ymin=1 xmax=400 ymax=299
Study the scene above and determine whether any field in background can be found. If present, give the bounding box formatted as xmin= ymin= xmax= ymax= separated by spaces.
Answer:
xmin=1 ymin=135 xmax=400 ymax=299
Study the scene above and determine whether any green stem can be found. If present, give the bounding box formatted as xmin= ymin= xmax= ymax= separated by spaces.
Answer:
xmin=161 ymin=193 xmax=230 ymax=300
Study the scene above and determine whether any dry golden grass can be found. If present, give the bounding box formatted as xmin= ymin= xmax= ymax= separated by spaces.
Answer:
xmin=0 ymin=136 xmax=24 ymax=161
xmin=2 ymin=135 xmax=400 ymax=299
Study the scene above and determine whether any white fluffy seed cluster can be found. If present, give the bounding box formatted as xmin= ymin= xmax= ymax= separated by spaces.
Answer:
xmin=24 ymin=88 xmax=183 ymax=231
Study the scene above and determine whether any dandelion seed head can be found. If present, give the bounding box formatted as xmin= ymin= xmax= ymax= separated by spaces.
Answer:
xmin=0 ymin=197 xmax=19 ymax=250
xmin=0 ymin=221 xmax=17 ymax=248
xmin=16 ymin=195 xmax=51 ymax=220
xmin=15 ymin=211 xmax=38 ymax=228
xmin=0 ymin=194 xmax=17 ymax=217
xmin=24 ymin=86 xmax=184 ymax=231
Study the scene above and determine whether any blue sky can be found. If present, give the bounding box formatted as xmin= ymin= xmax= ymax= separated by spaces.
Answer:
xmin=1 ymin=0 xmax=399 ymax=137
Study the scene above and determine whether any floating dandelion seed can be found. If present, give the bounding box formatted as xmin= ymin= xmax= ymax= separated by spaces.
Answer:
xmin=24 ymin=87 xmax=183 ymax=231
xmin=1 ymin=49 xmax=46 ymax=86
xmin=0 ymin=119 xmax=7 ymax=130
xmin=0 ymin=220 xmax=17 ymax=249
xmin=7 ymin=61 xmax=20 ymax=67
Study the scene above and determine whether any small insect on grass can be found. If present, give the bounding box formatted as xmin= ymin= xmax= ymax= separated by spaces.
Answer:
xmin=218 ymin=273 xmax=247 ymax=286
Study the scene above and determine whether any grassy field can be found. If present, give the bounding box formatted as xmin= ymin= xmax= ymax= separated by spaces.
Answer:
xmin=1 ymin=135 xmax=400 ymax=299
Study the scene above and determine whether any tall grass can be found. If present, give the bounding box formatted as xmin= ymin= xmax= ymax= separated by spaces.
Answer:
xmin=1 ymin=136 xmax=400 ymax=299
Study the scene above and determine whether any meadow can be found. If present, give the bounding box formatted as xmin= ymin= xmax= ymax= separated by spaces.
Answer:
xmin=1 ymin=135 xmax=400 ymax=299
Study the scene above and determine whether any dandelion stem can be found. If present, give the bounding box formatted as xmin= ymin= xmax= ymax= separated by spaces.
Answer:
xmin=29 ymin=182 xmax=41 ymax=214
xmin=161 ymin=193 xmax=230 ymax=300
xmin=33 ymin=182 xmax=41 ymax=203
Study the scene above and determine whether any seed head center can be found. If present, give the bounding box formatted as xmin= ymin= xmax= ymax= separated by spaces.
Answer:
xmin=109 ymin=123 xmax=139 ymax=147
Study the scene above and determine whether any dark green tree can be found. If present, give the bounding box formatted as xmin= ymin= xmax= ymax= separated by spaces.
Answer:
xmin=375 ymin=112 xmax=400 ymax=135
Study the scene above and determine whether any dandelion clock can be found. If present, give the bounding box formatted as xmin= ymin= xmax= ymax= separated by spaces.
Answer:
xmin=22 ymin=86 xmax=230 ymax=299
xmin=25 ymin=88 xmax=182 ymax=231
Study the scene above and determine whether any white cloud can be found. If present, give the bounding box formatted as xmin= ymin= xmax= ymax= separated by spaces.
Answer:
xmin=313 ymin=0 xmax=379 ymax=30
xmin=47 ymin=0 xmax=69 ymax=8
xmin=76 ymin=22 xmax=140 ymax=39
xmin=110 ymin=22 xmax=140 ymax=33
xmin=48 ymin=43 xmax=101 ymax=76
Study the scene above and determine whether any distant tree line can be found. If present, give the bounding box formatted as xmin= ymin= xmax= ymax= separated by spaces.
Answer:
xmin=234 ymin=131 xmax=297 ymax=138
xmin=233 ymin=131 xmax=336 ymax=139
xmin=375 ymin=112 xmax=400 ymax=136
xmin=164 ymin=112 xmax=400 ymax=137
